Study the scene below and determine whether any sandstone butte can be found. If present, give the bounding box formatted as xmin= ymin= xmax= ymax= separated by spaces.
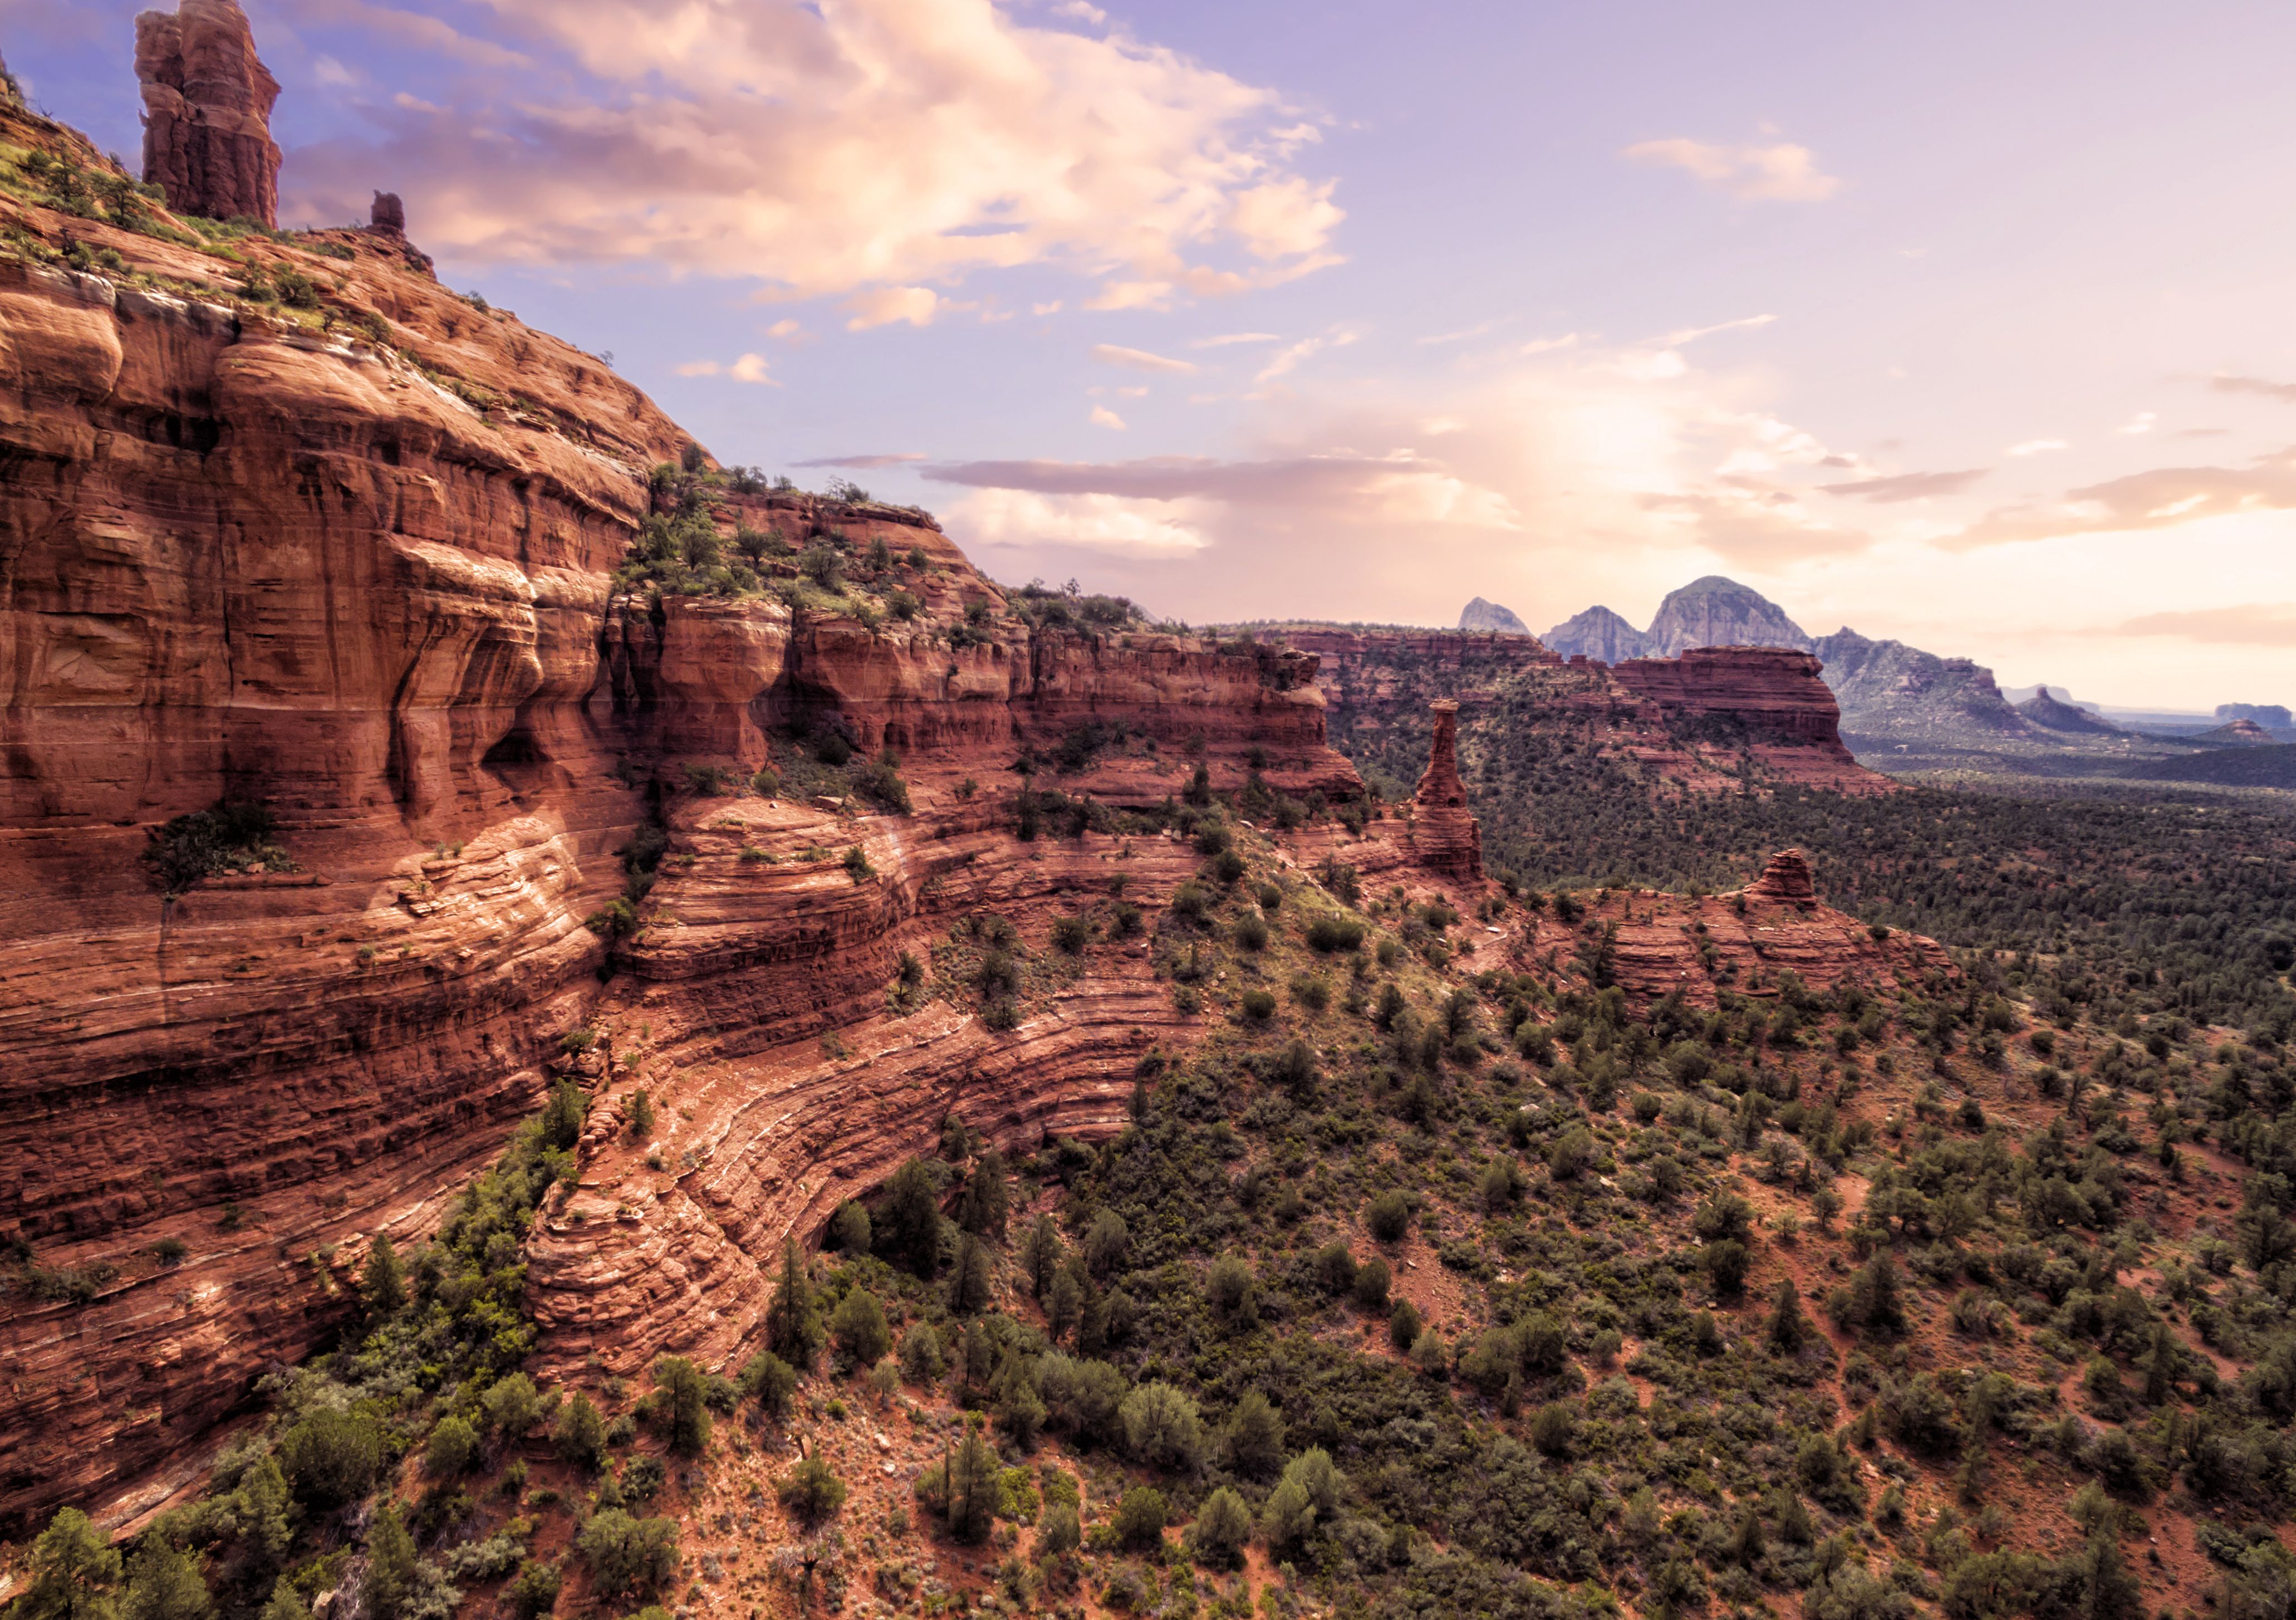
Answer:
xmin=0 ymin=86 xmax=1946 ymax=1535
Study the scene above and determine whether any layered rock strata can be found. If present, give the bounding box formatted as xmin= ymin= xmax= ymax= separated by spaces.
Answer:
xmin=135 ymin=0 xmax=282 ymax=227
xmin=1409 ymin=699 xmax=1482 ymax=879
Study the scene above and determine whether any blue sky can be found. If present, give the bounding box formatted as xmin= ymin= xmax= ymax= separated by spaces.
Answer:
xmin=11 ymin=0 xmax=2296 ymax=708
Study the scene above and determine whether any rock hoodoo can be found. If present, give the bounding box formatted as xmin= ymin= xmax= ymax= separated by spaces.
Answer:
xmin=369 ymin=189 xmax=405 ymax=235
xmin=1743 ymin=848 xmax=1818 ymax=908
xmin=1409 ymin=698 xmax=1483 ymax=880
xmin=135 ymin=0 xmax=282 ymax=226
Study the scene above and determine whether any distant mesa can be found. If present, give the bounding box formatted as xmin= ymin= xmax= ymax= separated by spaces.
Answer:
xmin=1457 ymin=596 xmax=1532 ymax=635
xmin=2218 ymin=702 xmax=2293 ymax=729
xmin=2017 ymin=686 xmax=2123 ymax=736
xmin=135 ymin=0 xmax=282 ymax=227
xmin=2197 ymin=717 xmax=2275 ymax=747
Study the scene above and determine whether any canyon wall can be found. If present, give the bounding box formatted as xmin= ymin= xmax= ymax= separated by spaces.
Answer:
xmin=0 ymin=114 xmax=1373 ymax=1534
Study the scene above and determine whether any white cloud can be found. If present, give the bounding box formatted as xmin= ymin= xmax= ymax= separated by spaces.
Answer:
xmin=2117 ymin=411 xmax=2158 ymax=435
xmin=1190 ymin=332 xmax=1282 ymax=348
xmin=1622 ymin=138 xmax=1843 ymax=202
xmin=284 ymin=0 xmax=1343 ymax=309
xmin=764 ymin=318 xmax=801 ymax=339
xmin=2006 ymin=439 xmax=2069 ymax=456
xmin=944 ymin=487 xmax=1213 ymax=556
xmin=1090 ymin=405 xmax=1129 ymax=429
xmin=843 ymin=287 xmax=940 ymax=330
xmin=1091 ymin=343 xmax=1198 ymax=374
xmin=673 ymin=352 xmax=777 ymax=383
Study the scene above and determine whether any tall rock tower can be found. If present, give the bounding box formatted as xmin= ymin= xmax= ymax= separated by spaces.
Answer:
xmin=135 ymin=0 xmax=282 ymax=226
xmin=1409 ymin=699 xmax=1483 ymax=880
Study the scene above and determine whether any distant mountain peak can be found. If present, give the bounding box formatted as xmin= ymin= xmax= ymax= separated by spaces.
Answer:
xmin=1458 ymin=596 xmax=1532 ymax=635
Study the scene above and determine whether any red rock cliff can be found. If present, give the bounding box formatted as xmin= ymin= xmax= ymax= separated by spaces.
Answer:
xmin=0 ymin=105 xmax=1368 ymax=1533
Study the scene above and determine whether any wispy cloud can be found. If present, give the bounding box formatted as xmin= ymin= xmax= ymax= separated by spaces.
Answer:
xmin=1821 ymin=468 xmax=1989 ymax=502
xmin=2006 ymin=439 xmax=2068 ymax=457
xmin=2211 ymin=373 xmax=2296 ymax=403
xmin=1090 ymin=343 xmax=1197 ymax=374
xmin=1663 ymin=314 xmax=1778 ymax=346
xmin=1190 ymin=332 xmax=1282 ymax=349
xmin=1944 ymin=452 xmax=2296 ymax=550
xmin=1622 ymin=138 xmax=1842 ymax=202
xmin=794 ymin=452 xmax=926 ymax=468
xmin=1090 ymin=405 xmax=1128 ymax=429
xmin=2111 ymin=603 xmax=2296 ymax=645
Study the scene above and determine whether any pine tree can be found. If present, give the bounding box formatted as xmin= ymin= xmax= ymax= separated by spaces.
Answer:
xmin=767 ymin=1239 xmax=825 ymax=1366
xmin=363 ymin=1505 xmax=417 ymax=1620
xmin=956 ymin=1151 xmax=1009 ymax=1239
xmin=1019 ymin=1214 xmax=1062 ymax=1298
xmin=947 ymin=1427 xmax=1000 ymax=1543
xmin=949 ymin=1231 xmax=994 ymax=1315
xmin=1767 ymin=1278 xmax=1810 ymax=1353
xmin=362 ymin=1235 xmax=406 ymax=1320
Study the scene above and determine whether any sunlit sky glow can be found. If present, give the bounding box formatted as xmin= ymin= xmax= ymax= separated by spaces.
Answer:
xmin=11 ymin=0 xmax=2296 ymax=709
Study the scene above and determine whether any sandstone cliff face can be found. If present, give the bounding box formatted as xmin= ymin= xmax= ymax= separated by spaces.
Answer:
xmin=0 ymin=136 xmax=1376 ymax=1531
xmin=1611 ymin=646 xmax=1859 ymax=753
xmin=135 ymin=0 xmax=282 ymax=227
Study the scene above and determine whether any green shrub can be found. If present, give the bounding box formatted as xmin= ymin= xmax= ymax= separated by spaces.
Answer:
xmin=832 ymin=1286 xmax=892 ymax=1367
xmin=1307 ymin=916 xmax=1366 ymax=953
xmin=778 ymin=1456 xmax=848 ymax=1523
xmin=278 ymin=1408 xmax=382 ymax=1508
xmin=575 ymin=1510 xmax=679 ymax=1599
xmin=1188 ymin=1486 xmax=1252 ymax=1567
xmin=1367 ymin=1190 xmax=1411 ymax=1242
xmin=426 ymin=1414 xmax=480 ymax=1476
xmin=555 ymin=1393 xmax=606 ymax=1470
xmin=1240 ymin=988 xmax=1277 ymax=1021
xmin=1112 ymin=1486 xmax=1169 ymax=1550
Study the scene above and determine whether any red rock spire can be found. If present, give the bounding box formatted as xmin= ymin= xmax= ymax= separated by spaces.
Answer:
xmin=136 ymin=0 xmax=282 ymax=227
xmin=1409 ymin=698 xmax=1483 ymax=880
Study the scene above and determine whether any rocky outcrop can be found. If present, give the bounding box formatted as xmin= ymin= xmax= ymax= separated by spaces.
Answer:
xmin=1813 ymin=630 xmax=2034 ymax=745
xmin=1542 ymin=577 xmax=1816 ymax=665
xmin=1612 ymin=647 xmax=1851 ymax=750
xmin=1642 ymin=575 xmax=1813 ymax=658
xmin=2018 ymin=687 xmax=2122 ymax=736
xmin=1542 ymin=603 xmax=1649 ymax=664
xmin=1458 ymin=596 xmax=1532 ymax=635
xmin=369 ymin=191 xmax=405 ymax=235
xmin=135 ymin=0 xmax=282 ymax=227
xmin=1741 ymin=847 xmax=1817 ymax=907
xmin=1408 ymin=700 xmax=1481 ymax=880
